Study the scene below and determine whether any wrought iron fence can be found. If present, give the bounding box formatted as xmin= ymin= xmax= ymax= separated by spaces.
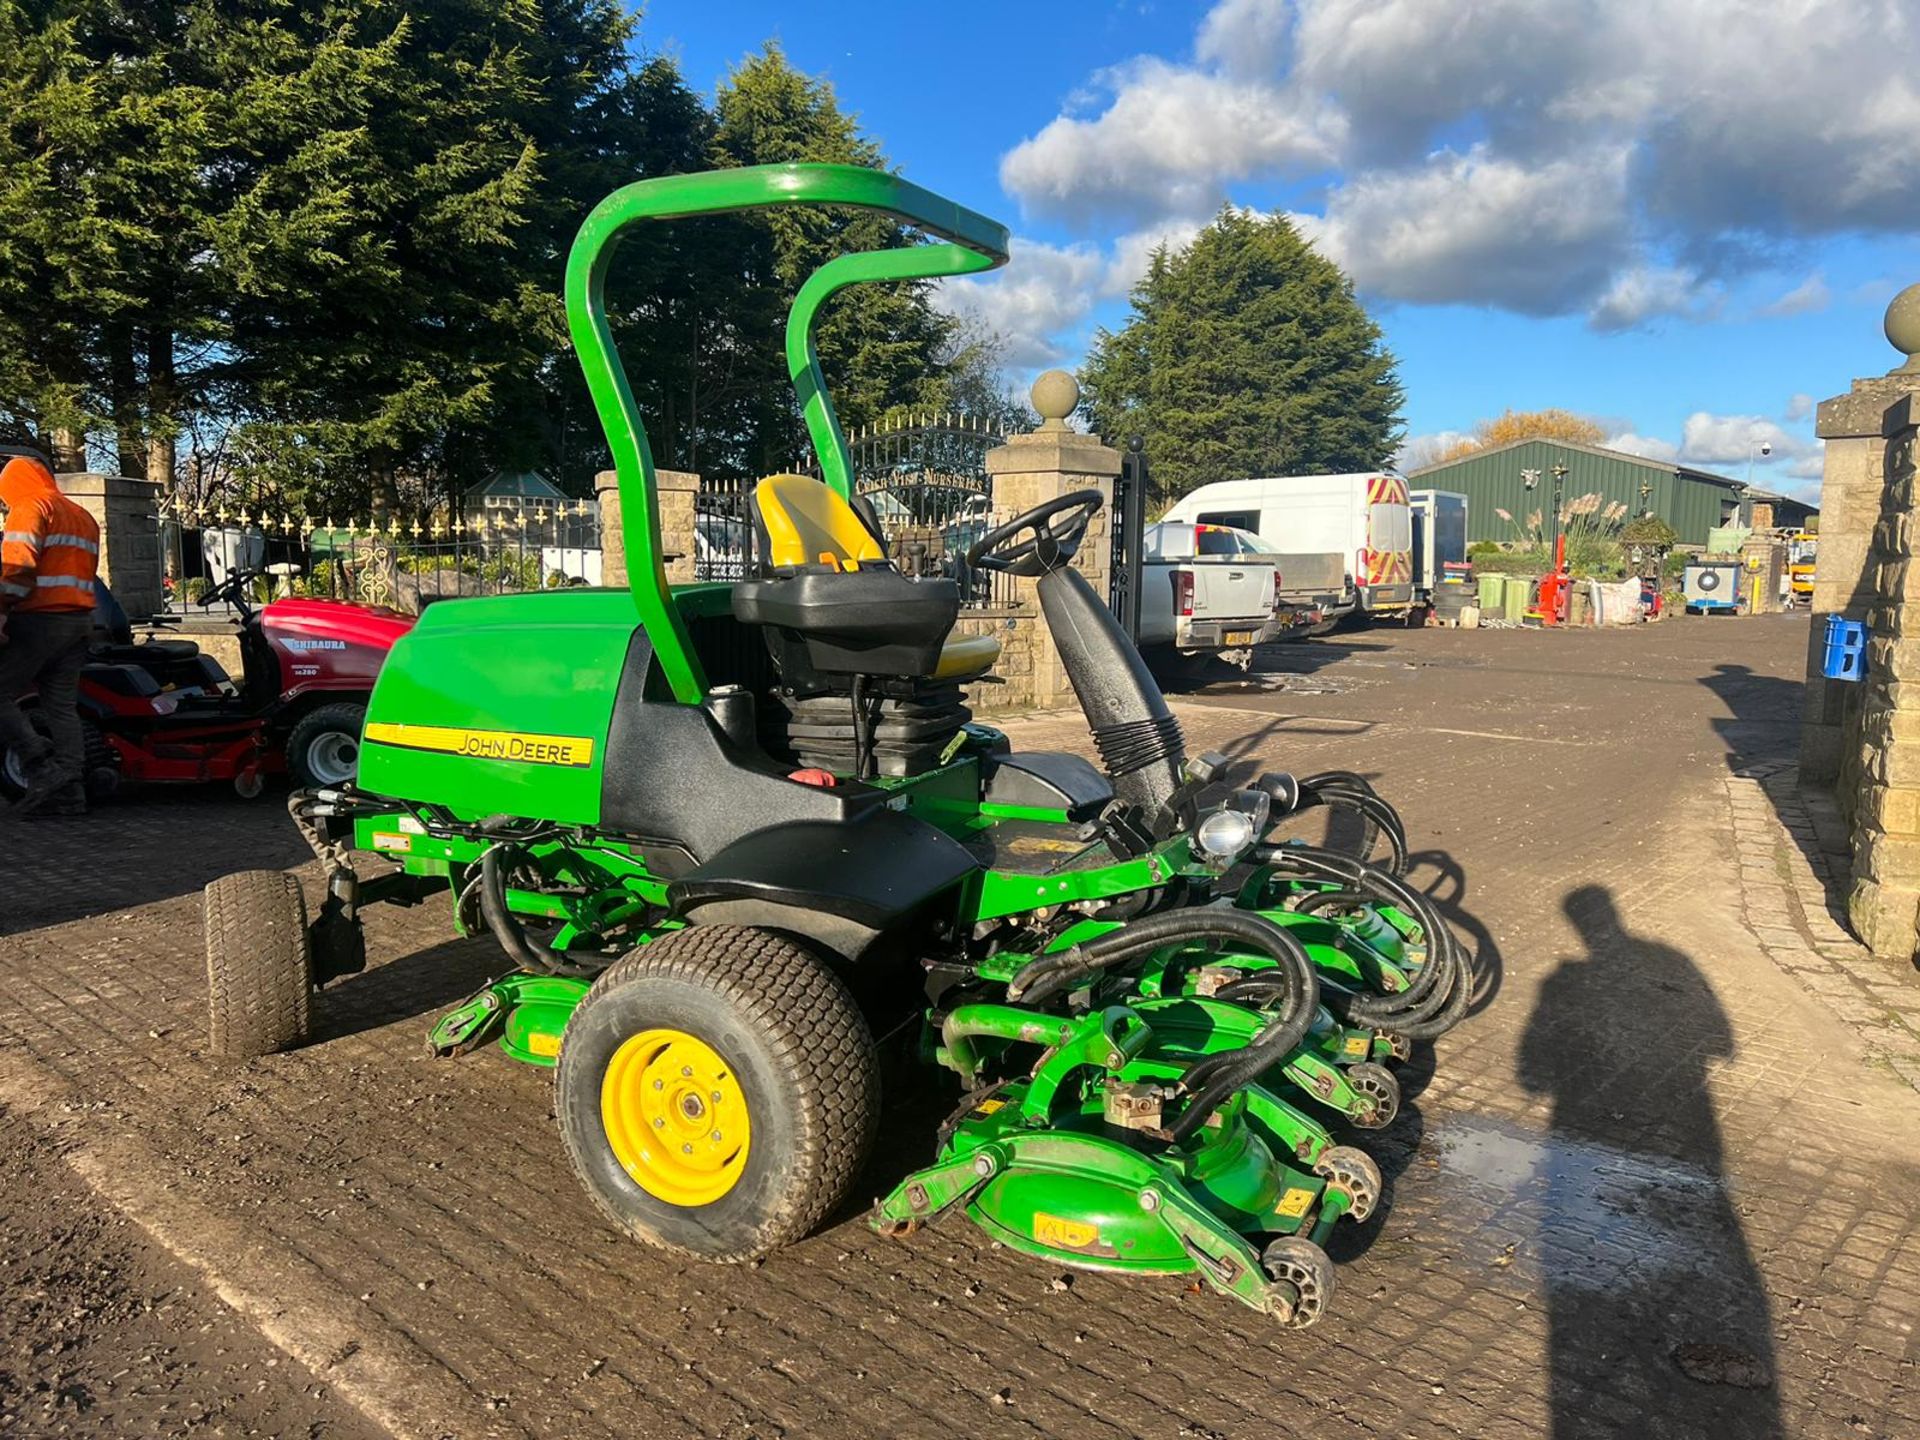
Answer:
xmin=158 ymin=496 xmax=604 ymax=615
xmin=693 ymin=475 xmax=756 ymax=583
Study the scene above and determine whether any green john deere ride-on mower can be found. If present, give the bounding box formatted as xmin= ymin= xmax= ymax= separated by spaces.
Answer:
xmin=203 ymin=164 xmax=1474 ymax=1329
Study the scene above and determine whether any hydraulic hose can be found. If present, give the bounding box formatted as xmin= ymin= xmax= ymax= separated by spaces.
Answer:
xmin=1009 ymin=908 xmax=1311 ymax=1015
xmin=478 ymin=843 xmax=605 ymax=979
xmin=1293 ymin=773 xmax=1408 ymax=874
xmin=1253 ymin=843 xmax=1470 ymax=1038
xmin=1003 ymin=909 xmax=1322 ymax=1146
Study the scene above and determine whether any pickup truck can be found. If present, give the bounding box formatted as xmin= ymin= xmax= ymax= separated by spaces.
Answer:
xmin=1136 ymin=522 xmax=1281 ymax=670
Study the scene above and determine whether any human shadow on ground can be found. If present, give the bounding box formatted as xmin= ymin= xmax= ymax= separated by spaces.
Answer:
xmin=1518 ymin=885 xmax=1779 ymax=1440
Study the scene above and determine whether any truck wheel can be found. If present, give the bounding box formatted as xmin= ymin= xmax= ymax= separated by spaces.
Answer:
xmin=557 ymin=926 xmax=880 ymax=1262
xmin=287 ymin=703 xmax=366 ymax=788
xmin=204 ymin=871 xmax=313 ymax=1057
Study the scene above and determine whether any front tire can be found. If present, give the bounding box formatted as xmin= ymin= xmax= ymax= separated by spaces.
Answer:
xmin=286 ymin=702 xmax=366 ymax=788
xmin=204 ymin=871 xmax=313 ymax=1057
xmin=556 ymin=926 xmax=879 ymax=1262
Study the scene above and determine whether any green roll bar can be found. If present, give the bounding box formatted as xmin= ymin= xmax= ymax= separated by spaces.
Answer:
xmin=564 ymin=162 xmax=1010 ymax=704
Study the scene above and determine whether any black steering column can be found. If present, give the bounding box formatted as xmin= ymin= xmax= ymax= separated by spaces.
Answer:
xmin=967 ymin=490 xmax=1186 ymax=823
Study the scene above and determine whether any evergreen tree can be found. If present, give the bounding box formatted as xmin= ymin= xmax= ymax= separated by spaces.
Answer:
xmin=709 ymin=43 xmax=958 ymax=478
xmin=1081 ymin=209 xmax=1404 ymax=500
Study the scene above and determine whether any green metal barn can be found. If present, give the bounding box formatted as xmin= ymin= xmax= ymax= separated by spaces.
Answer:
xmin=1405 ymin=439 xmax=1759 ymax=546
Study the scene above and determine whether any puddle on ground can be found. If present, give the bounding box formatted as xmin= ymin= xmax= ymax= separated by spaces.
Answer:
xmin=1430 ymin=1113 xmax=1736 ymax=1285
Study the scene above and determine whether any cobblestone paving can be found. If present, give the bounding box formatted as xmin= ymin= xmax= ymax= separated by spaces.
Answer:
xmin=2 ymin=614 xmax=1919 ymax=1439
xmin=1723 ymin=761 xmax=1920 ymax=1093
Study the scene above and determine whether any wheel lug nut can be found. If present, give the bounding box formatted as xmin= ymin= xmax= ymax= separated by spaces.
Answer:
xmin=681 ymin=1066 xmax=693 ymax=1077
xmin=681 ymin=1143 xmax=693 ymax=1154
xmin=711 ymin=1130 xmax=722 ymax=1141
xmin=653 ymin=1117 xmax=665 ymax=1128
xmin=652 ymin=1079 xmax=663 ymax=1091
xmin=711 ymin=1091 xmax=723 ymax=1102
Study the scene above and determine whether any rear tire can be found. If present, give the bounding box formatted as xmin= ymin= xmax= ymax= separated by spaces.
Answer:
xmin=557 ymin=926 xmax=879 ymax=1262
xmin=0 ymin=714 xmax=117 ymax=804
xmin=287 ymin=702 xmax=366 ymax=788
xmin=204 ymin=871 xmax=312 ymax=1057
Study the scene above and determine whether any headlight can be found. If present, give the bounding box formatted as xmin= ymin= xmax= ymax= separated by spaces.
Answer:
xmin=1195 ymin=808 xmax=1256 ymax=865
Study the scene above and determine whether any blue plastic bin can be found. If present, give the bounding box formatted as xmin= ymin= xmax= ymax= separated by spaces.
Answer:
xmin=1823 ymin=615 xmax=1866 ymax=682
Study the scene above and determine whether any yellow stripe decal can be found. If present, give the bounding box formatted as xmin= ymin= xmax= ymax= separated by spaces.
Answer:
xmin=364 ymin=722 xmax=595 ymax=767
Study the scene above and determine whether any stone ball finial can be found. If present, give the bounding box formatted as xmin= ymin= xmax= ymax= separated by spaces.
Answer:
xmin=1031 ymin=369 xmax=1079 ymax=430
xmin=1886 ymin=282 xmax=1920 ymax=374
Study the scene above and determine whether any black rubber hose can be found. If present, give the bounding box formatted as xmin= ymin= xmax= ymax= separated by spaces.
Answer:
xmin=478 ymin=844 xmax=603 ymax=979
xmin=1311 ymin=789 xmax=1408 ymax=873
xmin=1254 ymin=845 xmax=1460 ymax=1023
xmin=1003 ymin=909 xmax=1321 ymax=1146
xmin=1009 ymin=908 xmax=1311 ymax=1014
xmin=1296 ymin=779 xmax=1408 ymax=873
xmin=1268 ymin=847 xmax=1469 ymax=1038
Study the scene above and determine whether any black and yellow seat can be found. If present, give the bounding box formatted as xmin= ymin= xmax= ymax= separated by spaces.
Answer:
xmin=732 ymin=473 xmax=1000 ymax=684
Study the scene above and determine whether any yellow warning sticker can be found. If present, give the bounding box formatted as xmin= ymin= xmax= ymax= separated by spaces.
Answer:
xmin=364 ymin=722 xmax=595 ymax=768
xmin=371 ymin=832 xmax=413 ymax=853
xmin=1034 ymin=1211 xmax=1101 ymax=1250
xmin=1277 ymin=1187 xmax=1316 ymax=1218
xmin=1343 ymin=1033 xmax=1369 ymax=1056
xmin=524 ymin=1031 xmax=561 ymax=1058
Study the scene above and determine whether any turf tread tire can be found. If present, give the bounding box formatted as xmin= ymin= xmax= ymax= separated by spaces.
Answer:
xmin=557 ymin=926 xmax=879 ymax=1263
xmin=204 ymin=870 xmax=312 ymax=1058
xmin=286 ymin=702 xmax=367 ymax=788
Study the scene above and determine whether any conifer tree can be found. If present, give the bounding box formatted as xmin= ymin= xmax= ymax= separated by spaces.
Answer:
xmin=1081 ymin=209 xmax=1404 ymax=500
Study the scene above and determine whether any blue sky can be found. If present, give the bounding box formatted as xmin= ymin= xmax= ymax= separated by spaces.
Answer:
xmin=643 ymin=0 xmax=1920 ymax=502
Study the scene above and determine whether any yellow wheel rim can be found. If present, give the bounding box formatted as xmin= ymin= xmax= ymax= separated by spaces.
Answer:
xmin=600 ymin=1028 xmax=751 ymax=1206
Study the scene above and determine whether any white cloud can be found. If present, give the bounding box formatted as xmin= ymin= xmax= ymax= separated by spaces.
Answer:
xmin=1589 ymin=266 xmax=1721 ymax=332
xmin=998 ymin=57 xmax=1341 ymax=227
xmin=1605 ymin=431 xmax=1680 ymax=464
xmin=1001 ymin=0 xmax=1920 ymax=322
xmin=1295 ymin=145 xmax=1630 ymax=314
xmin=1396 ymin=430 xmax=1470 ymax=470
xmin=1784 ymin=392 xmax=1816 ymax=422
xmin=1760 ymin=274 xmax=1831 ymax=318
xmin=934 ymin=224 xmax=1207 ymax=370
xmin=1677 ymin=411 xmax=1795 ymax=467
xmin=935 ymin=238 xmax=1106 ymax=369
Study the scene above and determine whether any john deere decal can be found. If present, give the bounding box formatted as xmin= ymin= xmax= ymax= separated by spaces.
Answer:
xmin=364 ymin=722 xmax=595 ymax=767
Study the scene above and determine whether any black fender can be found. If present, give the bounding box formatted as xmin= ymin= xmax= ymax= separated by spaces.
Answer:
xmin=666 ymin=810 xmax=978 ymax=960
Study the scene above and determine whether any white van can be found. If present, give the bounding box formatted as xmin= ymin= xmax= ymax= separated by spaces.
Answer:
xmin=1162 ymin=474 xmax=1415 ymax=615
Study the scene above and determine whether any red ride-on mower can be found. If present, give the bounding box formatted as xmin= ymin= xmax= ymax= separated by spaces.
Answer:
xmin=0 ymin=568 xmax=412 ymax=803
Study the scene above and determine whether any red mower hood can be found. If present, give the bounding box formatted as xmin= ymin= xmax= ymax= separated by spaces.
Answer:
xmin=262 ymin=597 xmax=415 ymax=654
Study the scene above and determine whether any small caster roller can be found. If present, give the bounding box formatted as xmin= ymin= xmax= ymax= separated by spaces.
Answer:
xmin=1345 ymin=1061 xmax=1400 ymax=1130
xmin=1376 ymin=1030 xmax=1414 ymax=1064
xmin=1262 ymin=1236 xmax=1333 ymax=1329
xmin=1315 ymin=1144 xmax=1382 ymax=1223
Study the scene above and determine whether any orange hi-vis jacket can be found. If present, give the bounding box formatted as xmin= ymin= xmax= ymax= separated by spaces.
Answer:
xmin=0 ymin=455 xmax=100 ymax=613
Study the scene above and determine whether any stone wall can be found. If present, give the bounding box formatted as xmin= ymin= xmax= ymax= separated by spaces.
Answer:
xmin=55 ymin=472 xmax=163 ymax=620
xmin=1805 ymin=283 xmax=1920 ymax=961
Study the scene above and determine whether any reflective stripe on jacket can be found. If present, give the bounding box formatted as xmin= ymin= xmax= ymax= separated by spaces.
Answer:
xmin=0 ymin=456 xmax=100 ymax=612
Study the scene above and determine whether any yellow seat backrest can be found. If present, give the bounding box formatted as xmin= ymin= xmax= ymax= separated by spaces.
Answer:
xmin=751 ymin=473 xmax=884 ymax=572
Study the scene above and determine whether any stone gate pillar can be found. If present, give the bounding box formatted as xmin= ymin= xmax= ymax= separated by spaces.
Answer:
xmin=56 ymin=472 xmax=163 ymax=620
xmin=1808 ymin=284 xmax=1920 ymax=958
xmin=980 ymin=372 xmax=1122 ymax=712
xmin=595 ymin=467 xmax=700 ymax=589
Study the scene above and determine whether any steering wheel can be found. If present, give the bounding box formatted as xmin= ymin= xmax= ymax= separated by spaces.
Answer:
xmin=965 ymin=490 xmax=1103 ymax=577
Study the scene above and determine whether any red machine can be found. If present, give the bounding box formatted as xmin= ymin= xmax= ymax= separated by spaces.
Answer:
xmin=1534 ymin=534 xmax=1572 ymax=627
xmin=1 ymin=569 xmax=412 ymax=802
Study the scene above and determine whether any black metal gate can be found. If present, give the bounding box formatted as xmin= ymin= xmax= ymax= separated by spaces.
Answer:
xmin=1109 ymin=438 xmax=1149 ymax=640
xmin=804 ymin=414 xmax=1010 ymax=607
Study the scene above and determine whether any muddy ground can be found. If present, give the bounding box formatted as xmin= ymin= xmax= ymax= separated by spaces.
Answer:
xmin=1 ymin=611 xmax=1917 ymax=1439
